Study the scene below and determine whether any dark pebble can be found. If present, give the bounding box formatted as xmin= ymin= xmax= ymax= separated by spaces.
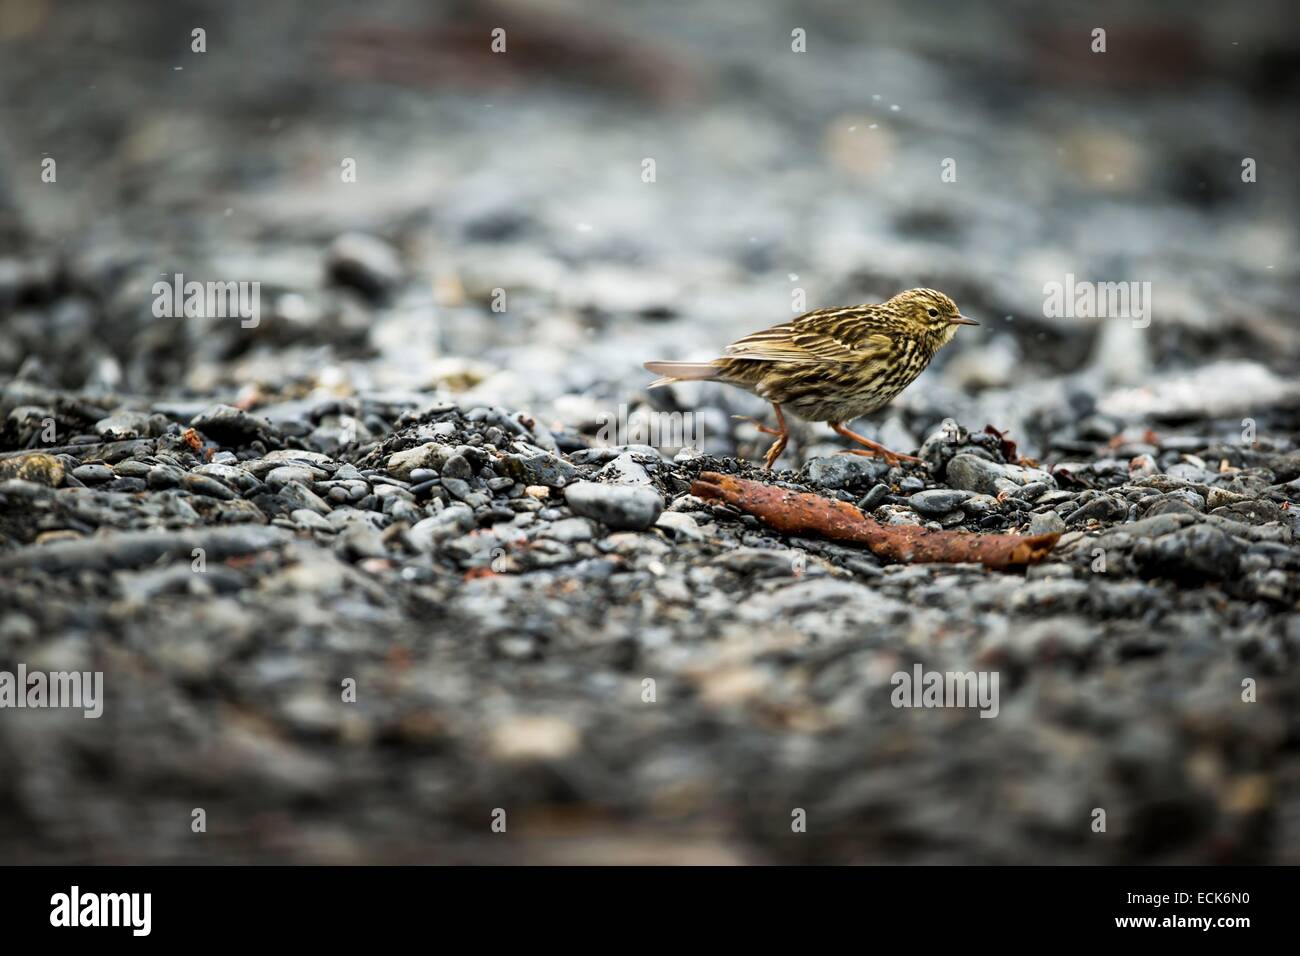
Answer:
xmin=105 ymin=477 xmax=147 ymax=493
xmin=409 ymin=479 xmax=441 ymax=499
xmin=857 ymin=483 xmax=890 ymax=512
xmin=441 ymin=454 xmax=473 ymax=481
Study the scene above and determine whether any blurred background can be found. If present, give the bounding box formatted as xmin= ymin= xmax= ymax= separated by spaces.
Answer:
xmin=2 ymin=0 xmax=1296 ymax=445
xmin=1 ymin=0 xmax=1298 ymax=864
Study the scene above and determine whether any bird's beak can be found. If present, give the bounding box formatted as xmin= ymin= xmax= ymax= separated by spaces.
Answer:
xmin=949 ymin=314 xmax=979 ymax=326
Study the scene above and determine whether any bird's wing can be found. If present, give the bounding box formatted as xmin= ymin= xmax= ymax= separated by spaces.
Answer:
xmin=725 ymin=310 xmax=892 ymax=364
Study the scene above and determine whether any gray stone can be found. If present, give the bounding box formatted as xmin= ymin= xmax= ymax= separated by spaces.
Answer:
xmin=856 ymin=483 xmax=890 ymax=513
xmin=909 ymin=488 xmax=975 ymax=516
xmin=440 ymin=454 xmax=473 ymax=481
xmin=146 ymin=463 xmax=183 ymax=489
xmin=500 ymin=449 xmax=577 ymax=488
xmin=407 ymin=505 xmax=476 ymax=551
xmin=564 ymin=482 xmax=663 ymax=531
xmin=0 ymin=525 xmax=291 ymax=573
xmin=596 ymin=453 xmax=652 ymax=486
xmin=72 ymin=463 xmax=114 ymax=484
xmin=195 ymin=463 xmax=259 ymax=493
xmin=326 ymin=232 xmax=404 ymax=301
xmin=266 ymin=465 xmax=322 ymax=490
xmin=945 ymin=454 xmax=1056 ymax=496
xmin=261 ymin=449 xmax=334 ymax=466
xmin=387 ymin=442 xmax=453 ymax=479
xmin=1027 ymin=510 xmax=1066 ymax=536
xmin=276 ymin=481 xmax=332 ymax=515
xmin=538 ymin=517 xmax=595 ymax=543
xmin=94 ymin=411 xmax=153 ymax=440
xmin=805 ymin=455 xmax=890 ymax=490
xmin=655 ymin=511 xmax=703 ymax=541
xmin=1211 ymin=500 xmax=1286 ymax=525
xmin=291 ymin=509 xmax=335 ymax=532
xmin=192 ymin=404 xmax=273 ymax=444
xmin=1064 ymin=495 xmax=1127 ymax=525
xmin=181 ymin=472 xmax=238 ymax=500
xmin=1133 ymin=525 xmax=1244 ymax=582
xmin=715 ymin=548 xmax=805 ymax=576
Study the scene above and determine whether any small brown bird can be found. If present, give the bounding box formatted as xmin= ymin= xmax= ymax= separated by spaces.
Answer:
xmin=645 ymin=288 xmax=977 ymax=469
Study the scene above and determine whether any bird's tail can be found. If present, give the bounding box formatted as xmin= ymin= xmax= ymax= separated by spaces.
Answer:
xmin=643 ymin=361 xmax=720 ymax=389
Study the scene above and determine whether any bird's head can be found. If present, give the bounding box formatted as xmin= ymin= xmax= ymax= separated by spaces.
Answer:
xmin=889 ymin=288 xmax=978 ymax=345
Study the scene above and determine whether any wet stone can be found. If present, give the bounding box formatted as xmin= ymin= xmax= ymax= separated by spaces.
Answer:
xmin=857 ymin=483 xmax=890 ymax=513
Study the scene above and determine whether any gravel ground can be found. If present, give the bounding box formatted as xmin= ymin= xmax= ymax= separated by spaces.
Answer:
xmin=1 ymin=0 xmax=1298 ymax=863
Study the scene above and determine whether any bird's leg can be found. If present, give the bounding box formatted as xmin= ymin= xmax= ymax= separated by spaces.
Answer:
xmin=731 ymin=415 xmax=782 ymax=436
xmin=761 ymin=404 xmax=789 ymax=470
xmin=830 ymin=422 xmax=923 ymax=465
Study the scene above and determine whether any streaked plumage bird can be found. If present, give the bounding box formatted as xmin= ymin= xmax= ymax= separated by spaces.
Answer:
xmin=645 ymin=288 xmax=977 ymax=469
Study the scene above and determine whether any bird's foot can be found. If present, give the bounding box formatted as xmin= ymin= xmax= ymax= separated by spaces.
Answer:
xmin=762 ymin=436 xmax=789 ymax=470
xmin=830 ymin=422 xmax=923 ymax=466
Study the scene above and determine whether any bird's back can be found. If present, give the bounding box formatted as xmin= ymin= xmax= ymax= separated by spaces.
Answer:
xmin=714 ymin=304 xmax=940 ymax=422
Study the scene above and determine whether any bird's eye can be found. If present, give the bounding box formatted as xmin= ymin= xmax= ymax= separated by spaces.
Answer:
xmin=927 ymin=308 xmax=938 ymax=318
